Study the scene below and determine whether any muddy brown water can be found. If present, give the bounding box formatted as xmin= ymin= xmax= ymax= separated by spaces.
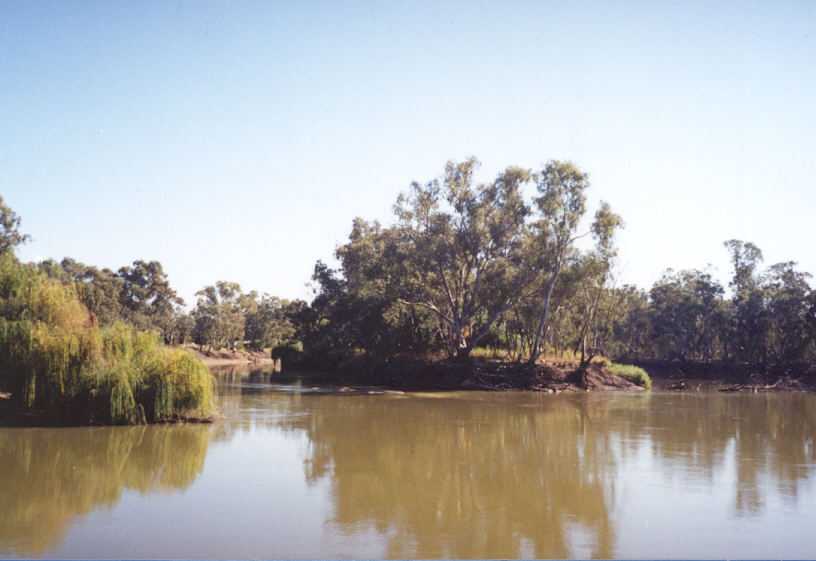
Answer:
xmin=1 ymin=366 xmax=815 ymax=559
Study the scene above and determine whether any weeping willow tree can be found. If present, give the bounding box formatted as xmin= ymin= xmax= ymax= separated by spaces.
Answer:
xmin=0 ymin=252 xmax=215 ymax=424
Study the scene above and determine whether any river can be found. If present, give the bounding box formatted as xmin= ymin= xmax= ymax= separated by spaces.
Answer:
xmin=1 ymin=366 xmax=815 ymax=559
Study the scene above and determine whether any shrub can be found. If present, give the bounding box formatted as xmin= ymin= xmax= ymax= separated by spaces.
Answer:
xmin=0 ymin=253 xmax=215 ymax=424
xmin=271 ymin=340 xmax=303 ymax=368
xmin=608 ymin=363 xmax=652 ymax=390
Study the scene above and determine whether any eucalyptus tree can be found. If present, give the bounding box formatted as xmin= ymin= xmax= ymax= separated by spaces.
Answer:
xmin=567 ymin=203 xmax=624 ymax=364
xmin=335 ymin=219 xmax=440 ymax=358
xmin=0 ymin=195 xmax=29 ymax=254
xmin=724 ymin=240 xmax=768 ymax=364
xmin=724 ymin=240 xmax=764 ymax=293
xmin=167 ymin=312 xmax=195 ymax=345
xmin=526 ymin=161 xmax=591 ymax=363
xmin=762 ymin=261 xmax=813 ymax=365
xmin=244 ymin=293 xmax=296 ymax=351
xmin=649 ymin=269 xmax=727 ymax=362
xmin=118 ymin=260 xmax=184 ymax=340
xmin=392 ymin=158 xmax=537 ymax=359
xmin=55 ymin=258 xmax=124 ymax=326
xmin=607 ymin=286 xmax=652 ymax=360
xmin=284 ymin=262 xmax=356 ymax=364
xmin=192 ymin=281 xmax=246 ymax=350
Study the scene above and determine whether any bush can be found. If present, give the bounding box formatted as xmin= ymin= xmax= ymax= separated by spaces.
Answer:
xmin=271 ymin=340 xmax=303 ymax=368
xmin=0 ymin=253 xmax=215 ymax=424
xmin=608 ymin=363 xmax=652 ymax=390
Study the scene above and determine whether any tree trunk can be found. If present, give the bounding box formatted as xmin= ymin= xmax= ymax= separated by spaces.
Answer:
xmin=528 ymin=274 xmax=558 ymax=364
xmin=455 ymin=344 xmax=472 ymax=361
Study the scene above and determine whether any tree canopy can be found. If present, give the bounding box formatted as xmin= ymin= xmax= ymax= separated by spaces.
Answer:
xmin=0 ymin=195 xmax=30 ymax=254
xmin=4 ymin=153 xmax=816 ymax=376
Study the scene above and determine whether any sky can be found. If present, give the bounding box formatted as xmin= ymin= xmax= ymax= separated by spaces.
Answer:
xmin=1 ymin=1 xmax=814 ymax=305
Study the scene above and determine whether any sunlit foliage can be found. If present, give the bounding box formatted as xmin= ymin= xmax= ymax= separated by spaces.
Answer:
xmin=283 ymin=159 xmax=816 ymax=374
xmin=607 ymin=363 xmax=652 ymax=389
xmin=0 ymin=253 xmax=214 ymax=424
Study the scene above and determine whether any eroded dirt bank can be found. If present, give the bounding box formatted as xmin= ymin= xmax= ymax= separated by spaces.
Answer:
xmin=276 ymin=357 xmax=816 ymax=394
xmin=186 ymin=347 xmax=278 ymax=367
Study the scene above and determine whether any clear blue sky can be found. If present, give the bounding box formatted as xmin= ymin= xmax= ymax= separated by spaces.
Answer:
xmin=2 ymin=1 xmax=814 ymax=305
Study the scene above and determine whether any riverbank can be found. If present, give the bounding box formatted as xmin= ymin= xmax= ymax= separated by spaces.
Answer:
xmin=630 ymin=359 xmax=816 ymax=392
xmin=184 ymin=346 xmax=278 ymax=368
xmin=279 ymin=355 xmax=816 ymax=394
xmin=285 ymin=357 xmax=649 ymax=393
xmin=0 ymin=396 xmax=216 ymax=427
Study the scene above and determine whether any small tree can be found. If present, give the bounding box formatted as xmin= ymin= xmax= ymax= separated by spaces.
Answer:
xmin=0 ymin=195 xmax=30 ymax=254
xmin=192 ymin=281 xmax=246 ymax=350
xmin=118 ymin=260 xmax=184 ymax=341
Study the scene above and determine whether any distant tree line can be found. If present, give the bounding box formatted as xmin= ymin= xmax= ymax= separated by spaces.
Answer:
xmin=35 ymin=256 xmax=297 ymax=353
xmin=608 ymin=241 xmax=816 ymax=367
xmin=3 ymin=156 xmax=816 ymax=373
xmin=280 ymin=159 xmax=816 ymax=372
xmin=16 ymin=212 xmax=294 ymax=353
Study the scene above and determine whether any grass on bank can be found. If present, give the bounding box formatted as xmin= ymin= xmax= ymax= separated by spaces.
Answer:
xmin=471 ymin=346 xmax=613 ymax=364
xmin=608 ymin=363 xmax=652 ymax=389
xmin=470 ymin=347 xmax=652 ymax=389
xmin=0 ymin=253 xmax=215 ymax=424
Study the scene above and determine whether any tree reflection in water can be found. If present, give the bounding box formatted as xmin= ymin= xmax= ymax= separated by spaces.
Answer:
xmin=0 ymin=424 xmax=213 ymax=556
xmin=273 ymin=393 xmax=617 ymax=559
xmin=605 ymin=393 xmax=816 ymax=516
xmin=268 ymin=391 xmax=816 ymax=559
xmin=0 ymin=383 xmax=814 ymax=560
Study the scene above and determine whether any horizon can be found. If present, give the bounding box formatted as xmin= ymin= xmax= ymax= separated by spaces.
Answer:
xmin=3 ymin=1 xmax=814 ymax=305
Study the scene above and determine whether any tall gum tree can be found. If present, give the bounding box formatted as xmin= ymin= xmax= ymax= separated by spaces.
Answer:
xmin=571 ymin=202 xmax=624 ymax=365
xmin=527 ymin=161 xmax=590 ymax=364
xmin=393 ymin=158 xmax=538 ymax=359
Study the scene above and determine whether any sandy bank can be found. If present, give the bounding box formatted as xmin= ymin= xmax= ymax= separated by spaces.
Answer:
xmin=180 ymin=346 xmax=278 ymax=368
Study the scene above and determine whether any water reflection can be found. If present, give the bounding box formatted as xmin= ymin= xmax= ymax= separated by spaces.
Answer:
xmin=273 ymin=393 xmax=617 ymax=559
xmin=0 ymin=375 xmax=814 ymax=559
xmin=605 ymin=393 xmax=816 ymax=516
xmin=0 ymin=425 xmax=213 ymax=556
xmin=265 ymin=391 xmax=816 ymax=558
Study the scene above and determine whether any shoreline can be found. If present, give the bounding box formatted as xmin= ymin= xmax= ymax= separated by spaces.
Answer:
xmin=279 ymin=358 xmax=649 ymax=393
xmin=631 ymin=359 xmax=816 ymax=393
xmin=183 ymin=347 xmax=278 ymax=368
xmin=276 ymin=356 xmax=816 ymax=394
xmin=0 ymin=398 xmax=216 ymax=427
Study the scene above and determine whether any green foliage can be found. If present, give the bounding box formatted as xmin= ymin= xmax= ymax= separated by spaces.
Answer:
xmin=244 ymin=293 xmax=296 ymax=351
xmin=37 ymin=257 xmax=186 ymax=344
xmin=648 ymin=269 xmax=728 ymax=362
xmin=289 ymin=158 xmax=623 ymax=366
xmin=39 ymin=258 xmax=125 ymax=326
xmin=392 ymin=159 xmax=536 ymax=359
xmin=608 ymin=363 xmax=652 ymax=389
xmin=117 ymin=260 xmax=185 ymax=340
xmin=282 ymin=160 xmax=816 ymax=374
xmin=271 ymin=340 xmax=304 ymax=364
xmin=0 ymin=253 xmax=214 ymax=424
xmin=7 ymin=167 xmax=816 ymax=381
xmin=617 ymin=241 xmax=816 ymax=368
xmin=192 ymin=281 xmax=247 ymax=350
xmin=0 ymin=195 xmax=30 ymax=254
